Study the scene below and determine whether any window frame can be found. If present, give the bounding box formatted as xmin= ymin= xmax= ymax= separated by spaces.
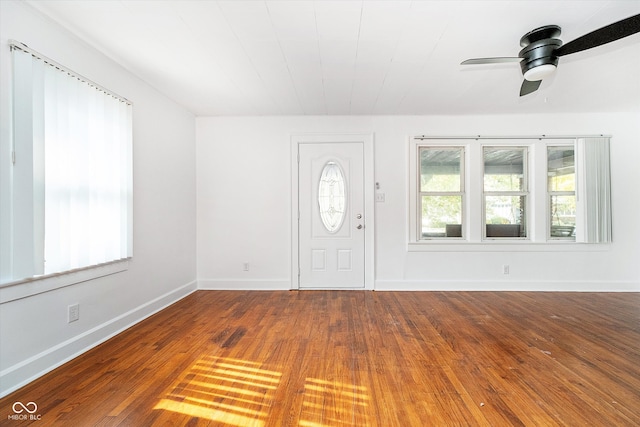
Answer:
xmin=547 ymin=144 xmax=576 ymax=241
xmin=481 ymin=146 xmax=529 ymax=240
xmin=417 ymin=146 xmax=465 ymax=240
xmin=407 ymin=136 xmax=611 ymax=252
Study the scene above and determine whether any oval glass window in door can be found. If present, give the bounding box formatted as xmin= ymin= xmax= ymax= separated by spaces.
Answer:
xmin=318 ymin=161 xmax=347 ymax=233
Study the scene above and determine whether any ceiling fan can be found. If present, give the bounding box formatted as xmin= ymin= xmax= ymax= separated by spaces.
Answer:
xmin=461 ymin=13 xmax=640 ymax=96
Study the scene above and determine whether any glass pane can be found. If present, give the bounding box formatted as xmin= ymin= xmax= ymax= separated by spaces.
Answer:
xmin=484 ymin=148 xmax=525 ymax=191
xmin=485 ymin=195 xmax=526 ymax=237
xmin=550 ymin=195 xmax=576 ymax=238
xmin=421 ymin=195 xmax=462 ymax=238
xmin=318 ymin=161 xmax=346 ymax=233
xmin=548 ymin=146 xmax=575 ymax=191
xmin=420 ymin=148 xmax=462 ymax=192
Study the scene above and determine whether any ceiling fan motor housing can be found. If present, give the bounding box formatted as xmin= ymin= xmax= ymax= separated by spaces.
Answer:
xmin=518 ymin=25 xmax=563 ymax=81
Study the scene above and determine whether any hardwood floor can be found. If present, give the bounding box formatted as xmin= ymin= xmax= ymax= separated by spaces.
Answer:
xmin=1 ymin=290 xmax=639 ymax=426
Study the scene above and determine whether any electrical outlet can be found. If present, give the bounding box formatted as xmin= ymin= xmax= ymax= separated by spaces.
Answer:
xmin=243 ymin=262 xmax=250 ymax=271
xmin=503 ymin=265 xmax=510 ymax=275
xmin=68 ymin=303 xmax=80 ymax=323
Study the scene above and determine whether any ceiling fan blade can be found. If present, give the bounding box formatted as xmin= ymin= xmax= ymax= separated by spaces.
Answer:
xmin=461 ymin=57 xmax=521 ymax=65
xmin=556 ymin=13 xmax=640 ymax=57
xmin=520 ymin=79 xmax=541 ymax=96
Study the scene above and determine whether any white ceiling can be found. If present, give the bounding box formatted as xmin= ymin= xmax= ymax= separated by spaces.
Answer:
xmin=27 ymin=0 xmax=640 ymax=116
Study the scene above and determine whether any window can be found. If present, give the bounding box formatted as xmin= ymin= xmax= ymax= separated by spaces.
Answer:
xmin=483 ymin=147 xmax=527 ymax=238
xmin=548 ymin=146 xmax=576 ymax=240
xmin=2 ymin=42 xmax=132 ymax=286
xmin=408 ymin=137 xmax=611 ymax=248
xmin=419 ymin=147 xmax=464 ymax=239
xmin=318 ymin=161 xmax=347 ymax=233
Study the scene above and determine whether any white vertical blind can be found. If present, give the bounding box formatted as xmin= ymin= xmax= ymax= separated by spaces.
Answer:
xmin=11 ymin=44 xmax=46 ymax=280
xmin=575 ymin=137 xmax=612 ymax=243
xmin=10 ymin=44 xmax=132 ymax=281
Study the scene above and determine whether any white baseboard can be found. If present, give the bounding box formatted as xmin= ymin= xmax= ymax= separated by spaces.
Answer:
xmin=0 ymin=280 xmax=197 ymax=398
xmin=197 ymin=278 xmax=639 ymax=292
xmin=198 ymin=279 xmax=291 ymax=290
xmin=374 ymin=280 xmax=640 ymax=292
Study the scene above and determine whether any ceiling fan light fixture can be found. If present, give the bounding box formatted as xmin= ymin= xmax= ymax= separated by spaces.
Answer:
xmin=523 ymin=63 xmax=556 ymax=81
xmin=459 ymin=14 xmax=640 ymax=95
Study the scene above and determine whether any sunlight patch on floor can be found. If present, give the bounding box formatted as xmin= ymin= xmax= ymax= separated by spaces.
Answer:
xmin=154 ymin=354 xmax=374 ymax=425
xmin=155 ymin=399 xmax=265 ymax=426
xmin=154 ymin=355 xmax=281 ymax=426
xmin=299 ymin=377 xmax=370 ymax=426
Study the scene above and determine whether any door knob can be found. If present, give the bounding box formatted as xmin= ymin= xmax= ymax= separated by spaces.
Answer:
xmin=356 ymin=214 xmax=362 ymax=219
xmin=357 ymin=224 xmax=363 ymax=229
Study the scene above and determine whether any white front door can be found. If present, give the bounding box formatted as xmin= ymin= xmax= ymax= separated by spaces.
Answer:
xmin=298 ymin=142 xmax=365 ymax=288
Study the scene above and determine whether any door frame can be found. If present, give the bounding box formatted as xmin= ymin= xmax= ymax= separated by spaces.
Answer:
xmin=291 ymin=133 xmax=375 ymax=290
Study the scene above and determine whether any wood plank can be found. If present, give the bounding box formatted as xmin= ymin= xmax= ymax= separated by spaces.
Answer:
xmin=1 ymin=291 xmax=639 ymax=426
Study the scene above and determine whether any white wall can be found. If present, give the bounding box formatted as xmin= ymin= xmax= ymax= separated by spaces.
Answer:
xmin=0 ymin=1 xmax=197 ymax=397
xmin=197 ymin=114 xmax=640 ymax=292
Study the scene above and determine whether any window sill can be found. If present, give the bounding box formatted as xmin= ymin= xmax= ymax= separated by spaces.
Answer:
xmin=0 ymin=259 xmax=130 ymax=304
xmin=407 ymin=242 xmax=611 ymax=252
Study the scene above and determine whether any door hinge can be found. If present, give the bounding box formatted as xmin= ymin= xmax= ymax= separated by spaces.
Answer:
xmin=11 ymin=151 xmax=15 ymax=164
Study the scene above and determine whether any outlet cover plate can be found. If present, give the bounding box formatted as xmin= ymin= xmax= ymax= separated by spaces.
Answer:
xmin=68 ymin=303 xmax=79 ymax=323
